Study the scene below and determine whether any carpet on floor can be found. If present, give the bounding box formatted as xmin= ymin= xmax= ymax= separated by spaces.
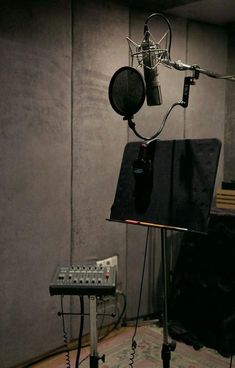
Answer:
xmin=78 ymin=324 xmax=229 ymax=368
xmin=36 ymin=324 xmax=231 ymax=368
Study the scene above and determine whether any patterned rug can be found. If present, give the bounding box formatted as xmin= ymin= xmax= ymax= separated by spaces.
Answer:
xmin=80 ymin=324 xmax=230 ymax=368
xmin=36 ymin=324 xmax=230 ymax=368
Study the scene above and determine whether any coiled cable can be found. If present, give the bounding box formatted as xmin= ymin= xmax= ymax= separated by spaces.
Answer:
xmin=60 ymin=296 xmax=71 ymax=368
xmin=75 ymin=296 xmax=84 ymax=368
xmin=129 ymin=339 xmax=137 ymax=368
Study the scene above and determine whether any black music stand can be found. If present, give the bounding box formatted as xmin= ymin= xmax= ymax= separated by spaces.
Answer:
xmin=108 ymin=138 xmax=221 ymax=368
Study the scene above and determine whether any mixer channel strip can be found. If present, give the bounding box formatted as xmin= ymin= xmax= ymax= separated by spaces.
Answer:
xmin=49 ymin=264 xmax=117 ymax=296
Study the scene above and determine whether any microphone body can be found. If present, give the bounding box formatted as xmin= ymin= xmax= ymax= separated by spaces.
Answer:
xmin=141 ymin=36 xmax=162 ymax=106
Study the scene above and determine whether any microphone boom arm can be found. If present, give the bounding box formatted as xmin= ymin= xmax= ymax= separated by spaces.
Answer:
xmin=162 ymin=58 xmax=235 ymax=81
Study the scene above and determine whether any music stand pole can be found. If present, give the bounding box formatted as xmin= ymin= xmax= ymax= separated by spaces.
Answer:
xmin=160 ymin=228 xmax=176 ymax=368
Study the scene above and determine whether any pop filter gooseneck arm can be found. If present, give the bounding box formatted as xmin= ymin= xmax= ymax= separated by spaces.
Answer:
xmin=126 ymin=102 xmax=181 ymax=141
xmin=128 ymin=67 xmax=199 ymax=142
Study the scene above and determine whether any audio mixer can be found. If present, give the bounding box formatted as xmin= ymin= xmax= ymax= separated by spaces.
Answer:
xmin=49 ymin=264 xmax=117 ymax=296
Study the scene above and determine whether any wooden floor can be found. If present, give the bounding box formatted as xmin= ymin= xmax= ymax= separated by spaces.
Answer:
xmin=29 ymin=327 xmax=126 ymax=368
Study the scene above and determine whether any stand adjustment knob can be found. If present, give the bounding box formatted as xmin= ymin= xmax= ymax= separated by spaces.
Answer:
xmin=170 ymin=340 xmax=176 ymax=351
xmin=99 ymin=354 xmax=105 ymax=363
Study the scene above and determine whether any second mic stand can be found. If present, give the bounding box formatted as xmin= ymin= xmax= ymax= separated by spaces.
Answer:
xmin=160 ymin=228 xmax=176 ymax=368
xmin=159 ymin=74 xmax=199 ymax=367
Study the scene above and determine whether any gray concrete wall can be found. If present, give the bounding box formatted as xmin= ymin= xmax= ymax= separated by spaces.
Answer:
xmin=224 ymin=24 xmax=235 ymax=182
xmin=72 ymin=0 xmax=128 ymax=296
xmin=71 ymin=0 xmax=129 ymax=337
xmin=185 ymin=21 xmax=227 ymax=188
xmin=0 ymin=1 xmax=71 ymax=367
xmin=0 ymin=1 xmax=229 ymax=367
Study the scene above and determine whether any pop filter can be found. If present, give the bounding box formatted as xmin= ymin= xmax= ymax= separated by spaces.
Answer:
xmin=108 ymin=66 xmax=145 ymax=119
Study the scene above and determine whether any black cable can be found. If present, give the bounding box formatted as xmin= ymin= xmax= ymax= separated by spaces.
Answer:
xmin=230 ymin=355 xmax=233 ymax=368
xmin=75 ymin=296 xmax=84 ymax=368
xmin=129 ymin=227 xmax=150 ymax=367
xmin=97 ymin=297 xmax=106 ymax=340
xmin=128 ymin=101 xmax=183 ymax=142
xmin=78 ymin=353 xmax=89 ymax=366
xmin=147 ymin=102 xmax=182 ymax=142
xmin=98 ymin=291 xmax=127 ymax=341
xmin=116 ymin=291 xmax=127 ymax=326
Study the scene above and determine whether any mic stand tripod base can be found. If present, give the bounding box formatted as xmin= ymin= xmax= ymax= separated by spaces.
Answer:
xmin=161 ymin=341 xmax=176 ymax=368
xmin=89 ymin=355 xmax=105 ymax=368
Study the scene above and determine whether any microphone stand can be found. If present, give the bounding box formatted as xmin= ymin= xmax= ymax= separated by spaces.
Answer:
xmin=125 ymin=71 xmax=199 ymax=368
xmin=160 ymin=228 xmax=176 ymax=368
xmin=116 ymin=12 xmax=232 ymax=367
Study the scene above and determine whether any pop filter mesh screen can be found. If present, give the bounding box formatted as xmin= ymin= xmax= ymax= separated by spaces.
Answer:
xmin=109 ymin=66 xmax=145 ymax=117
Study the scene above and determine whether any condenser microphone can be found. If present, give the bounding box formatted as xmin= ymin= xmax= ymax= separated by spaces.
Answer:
xmin=141 ymin=30 xmax=162 ymax=106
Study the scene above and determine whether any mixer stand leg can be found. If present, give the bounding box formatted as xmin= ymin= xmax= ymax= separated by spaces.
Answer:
xmin=89 ymin=295 xmax=105 ymax=368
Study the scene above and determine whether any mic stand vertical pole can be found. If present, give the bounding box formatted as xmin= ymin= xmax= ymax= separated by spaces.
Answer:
xmin=160 ymin=228 xmax=176 ymax=368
